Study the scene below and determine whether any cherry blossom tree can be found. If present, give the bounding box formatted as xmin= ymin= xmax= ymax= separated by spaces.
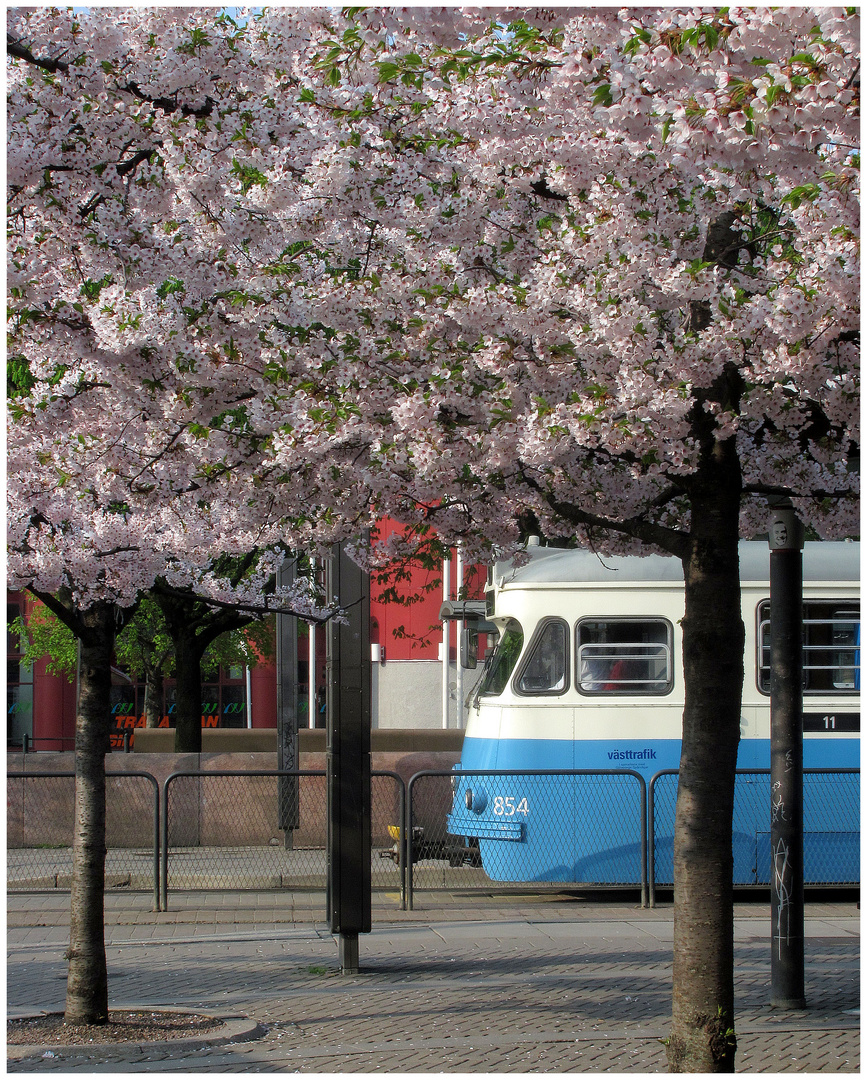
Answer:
xmin=7 ymin=6 xmax=858 ymax=1068
xmin=284 ymin=11 xmax=858 ymax=1069
xmin=7 ymin=7 xmax=356 ymax=1023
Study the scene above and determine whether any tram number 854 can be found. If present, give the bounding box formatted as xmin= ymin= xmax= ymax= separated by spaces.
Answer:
xmin=492 ymin=796 xmax=529 ymax=816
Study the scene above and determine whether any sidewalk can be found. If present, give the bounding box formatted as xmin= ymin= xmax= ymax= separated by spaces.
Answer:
xmin=7 ymin=890 xmax=860 ymax=1072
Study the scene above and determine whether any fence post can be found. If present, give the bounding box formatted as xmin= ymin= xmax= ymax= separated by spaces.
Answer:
xmin=638 ymin=772 xmax=649 ymax=908
xmin=405 ymin=774 xmax=415 ymax=911
xmin=150 ymin=772 xmax=160 ymax=911
xmin=397 ymin=775 xmax=407 ymax=911
xmin=160 ymin=776 xmax=171 ymax=912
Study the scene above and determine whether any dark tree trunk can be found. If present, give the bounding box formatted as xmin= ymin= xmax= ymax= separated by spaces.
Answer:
xmin=666 ymin=440 xmax=744 ymax=1072
xmin=172 ymin=626 xmax=206 ymax=753
xmin=143 ymin=665 xmax=163 ymax=728
xmin=65 ymin=602 xmax=115 ymax=1025
xmin=153 ymin=589 xmax=207 ymax=753
xmin=152 ymin=583 xmax=255 ymax=753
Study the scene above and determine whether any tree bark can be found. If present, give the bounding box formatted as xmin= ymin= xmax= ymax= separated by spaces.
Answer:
xmin=143 ymin=664 xmax=163 ymax=728
xmin=666 ymin=441 xmax=744 ymax=1072
xmin=172 ymin=624 xmax=206 ymax=753
xmin=65 ymin=602 xmax=115 ymax=1025
xmin=152 ymin=583 xmax=255 ymax=752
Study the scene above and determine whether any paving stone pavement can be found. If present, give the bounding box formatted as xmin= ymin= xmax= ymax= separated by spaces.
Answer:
xmin=7 ymin=890 xmax=860 ymax=1073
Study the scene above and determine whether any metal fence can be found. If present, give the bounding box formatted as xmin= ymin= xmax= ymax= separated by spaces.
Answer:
xmin=649 ymin=768 xmax=861 ymax=905
xmin=405 ymin=769 xmax=649 ymax=908
xmin=7 ymin=770 xmax=160 ymax=910
xmin=8 ymin=765 xmax=858 ymax=912
xmin=160 ymin=769 xmax=406 ymax=910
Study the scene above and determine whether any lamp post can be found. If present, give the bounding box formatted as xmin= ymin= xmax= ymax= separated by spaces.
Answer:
xmin=768 ymin=503 xmax=806 ymax=1009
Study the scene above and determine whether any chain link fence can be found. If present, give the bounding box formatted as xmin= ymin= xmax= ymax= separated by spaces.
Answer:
xmin=7 ymin=770 xmax=160 ymax=909
xmin=9 ymin=765 xmax=857 ymax=912
xmin=649 ymin=768 xmax=861 ymax=904
xmin=406 ymin=769 xmax=649 ymax=908
xmin=160 ymin=770 xmax=405 ymax=909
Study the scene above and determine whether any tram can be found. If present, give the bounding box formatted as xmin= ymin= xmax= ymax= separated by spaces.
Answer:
xmin=446 ymin=541 xmax=860 ymax=886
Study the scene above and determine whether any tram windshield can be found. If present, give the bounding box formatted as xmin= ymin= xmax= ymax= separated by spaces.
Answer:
xmin=478 ymin=618 xmax=524 ymax=697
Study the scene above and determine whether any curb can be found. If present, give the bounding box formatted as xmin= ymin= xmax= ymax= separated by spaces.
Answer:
xmin=7 ymin=1006 xmax=264 ymax=1061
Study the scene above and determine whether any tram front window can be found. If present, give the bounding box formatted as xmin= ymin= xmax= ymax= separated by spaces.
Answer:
xmin=478 ymin=619 xmax=524 ymax=697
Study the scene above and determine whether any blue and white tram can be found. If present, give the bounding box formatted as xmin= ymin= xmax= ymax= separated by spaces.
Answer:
xmin=447 ymin=540 xmax=860 ymax=886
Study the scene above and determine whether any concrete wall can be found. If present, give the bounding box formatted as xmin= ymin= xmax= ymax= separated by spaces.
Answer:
xmin=372 ymin=659 xmax=480 ymax=729
xmin=373 ymin=660 xmax=442 ymax=728
xmin=8 ymin=732 xmax=463 ymax=850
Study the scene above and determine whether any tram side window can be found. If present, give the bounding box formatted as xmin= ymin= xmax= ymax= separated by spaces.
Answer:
xmin=577 ymin=619 xmax=672 ymax=695
xmin=478 ymin=618 xmax=524 ymax=698
xmin=515 ymin=619 xmax=569 ymax=695
xmin=757 ymin=602 xmax=860 ymax=694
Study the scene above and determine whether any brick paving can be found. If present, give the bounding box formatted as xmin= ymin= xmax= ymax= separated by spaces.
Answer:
xmin=7 ymin=890 xmax=859 ymax=1072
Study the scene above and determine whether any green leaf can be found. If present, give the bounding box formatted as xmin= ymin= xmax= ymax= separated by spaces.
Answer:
xmin=592 ymin=83 xmax=613 ymax=108
xmin=378 ymin=61 xmax=400 ymax=82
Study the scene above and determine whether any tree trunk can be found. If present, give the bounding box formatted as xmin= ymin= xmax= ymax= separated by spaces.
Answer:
xmin=152 ymin=585 xmax=254 ymax=752
xmin=143 ymin=665 xmax=163 ymax=728
xmin=65 ymin=602 xmax=115 ymax=1025
xmin=666 ymin=445 xmax=744 ymax=1071
xmin=172 ymin=626 xmax=205 ymax=753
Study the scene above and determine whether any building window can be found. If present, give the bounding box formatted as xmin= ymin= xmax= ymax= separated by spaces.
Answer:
xmin=758 ymin=602 xmax=860 ymax=694
xmin=165 ymin=667 xmax=248 ymax=728
xmin=7 ymin=601 xmax=34 ymax=746
xmin=577 ymin=618 xmax=673 ymax=695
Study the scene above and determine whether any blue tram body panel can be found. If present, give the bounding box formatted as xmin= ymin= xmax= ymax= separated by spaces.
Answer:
xmin=446 ymin=541 xmax=860 ymax=887
xmin=448 ymin=734 xmax=860 ymax=885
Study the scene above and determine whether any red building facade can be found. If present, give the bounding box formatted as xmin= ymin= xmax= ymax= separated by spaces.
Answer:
xmin=7 ymin=546 xmax=483 ymax=749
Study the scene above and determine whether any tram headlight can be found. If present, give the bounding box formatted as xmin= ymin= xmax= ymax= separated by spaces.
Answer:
xmin=464 ymin=787 xmax=488 ymax=813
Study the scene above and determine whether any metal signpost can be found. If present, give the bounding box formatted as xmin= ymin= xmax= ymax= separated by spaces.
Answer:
xmin=276 ymin=559 xmax=300 ymax=846
xmin=768 ymin=504 xmax=807 ymax=1009
xmin=325 ymin=543 xmax=372 ymax=973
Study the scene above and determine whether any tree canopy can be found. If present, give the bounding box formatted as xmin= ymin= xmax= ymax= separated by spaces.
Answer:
xmin=7 ymin=6 xmax=858 ymax=1065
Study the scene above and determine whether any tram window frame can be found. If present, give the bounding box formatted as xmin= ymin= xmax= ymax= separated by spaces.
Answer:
xmin=576 ymin=617 xmax=674 ymax=696
xmin=514 ymin=618 xmax=570 ymax=697
xmin=478 ymin=618 xmax=524 ymax=698
xmin=756 ymin=601 xmax=860 ymax=695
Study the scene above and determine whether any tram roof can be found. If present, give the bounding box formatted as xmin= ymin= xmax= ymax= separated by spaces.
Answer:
xmin=494 ymin=541 xmax=860 ymax=588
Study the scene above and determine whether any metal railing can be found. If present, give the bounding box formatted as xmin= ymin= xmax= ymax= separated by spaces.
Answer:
xmin=648 ymin=768 xmax=861 ymax=906
xmin=160 ymin=769 xmax=406 ymax=910
xmin=7 ymin=770 xmax=160 ymax=910
xmin=405 ymin=769 xmax=649 ymax=908
xmin=8 ymin=765 xmax=857 ymax=914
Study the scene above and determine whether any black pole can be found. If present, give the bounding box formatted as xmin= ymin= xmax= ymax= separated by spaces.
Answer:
xmin=325 ymin=542 xmax=372 ymax=973
xmin=768 ymin=505 xmax=806 ymax=1009
xmin=276 ymin=559 xmax=300 ymax=846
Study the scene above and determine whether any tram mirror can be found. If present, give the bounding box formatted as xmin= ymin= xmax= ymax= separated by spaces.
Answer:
xmin=460 ymin=628 xmax=478 ymax=669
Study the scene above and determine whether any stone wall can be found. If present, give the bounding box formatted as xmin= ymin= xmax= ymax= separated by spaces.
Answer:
xmin=8 ymin=732 xmax=463 ymax=850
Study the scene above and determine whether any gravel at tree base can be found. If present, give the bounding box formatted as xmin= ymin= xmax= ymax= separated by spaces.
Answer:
xmin=8 ymin=1011 xmax=224 ymax=1047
